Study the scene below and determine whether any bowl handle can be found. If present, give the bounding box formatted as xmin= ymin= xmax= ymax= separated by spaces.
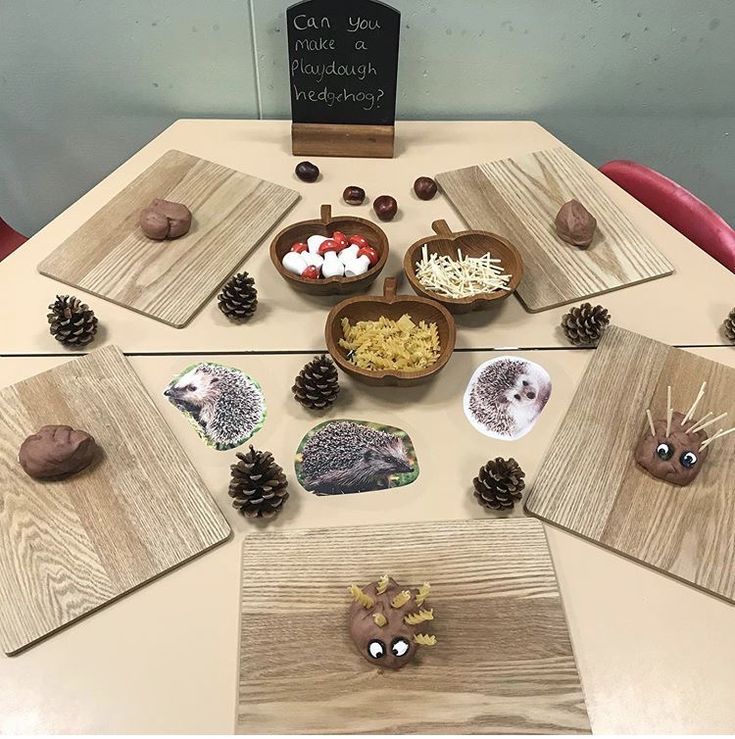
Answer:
xmin=431 ymin=219 xmax=453 ymax=237
xmin=383 ymin=276 xmax=398 ymax=299
xmin=320 ymin=204 xmax=332 ymax=224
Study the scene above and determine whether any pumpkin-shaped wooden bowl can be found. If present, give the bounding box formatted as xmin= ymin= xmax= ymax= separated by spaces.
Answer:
xmin=325 ymin=277 xmax=456 ymax=387
xmin=403 ymin=219 xmax=524 ymax=314
xmin=270 ymin=204 xmax=389 ymax=295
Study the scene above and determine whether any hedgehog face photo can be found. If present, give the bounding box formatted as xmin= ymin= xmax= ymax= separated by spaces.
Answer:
xmin=464 ymin=357 xmax=552 ymax=440
xmin=348 ymin=577 xmax=436 ymax=671
xmin=163 ymin=363 xmax=266 ymax=451
xmin=295 ymin=420 xmax=419 ymax=495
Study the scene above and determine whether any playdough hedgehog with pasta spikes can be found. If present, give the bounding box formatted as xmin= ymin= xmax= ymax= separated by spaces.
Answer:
xmin=348 ymin=576 xmax=436 ymax=670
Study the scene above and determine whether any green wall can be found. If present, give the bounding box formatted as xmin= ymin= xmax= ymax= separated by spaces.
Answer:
xmin=1 ymin=0 xmax=732 ymax=235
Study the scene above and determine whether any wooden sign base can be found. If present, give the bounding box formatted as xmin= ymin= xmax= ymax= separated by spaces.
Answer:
xmin=291 ymin=122 xmax=394 ymax=158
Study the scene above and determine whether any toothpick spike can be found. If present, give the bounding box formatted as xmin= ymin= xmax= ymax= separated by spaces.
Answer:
xmin=666 ymin=386 xmax=673 ymax=437
xmin=646 ymin=409 xmax=656 ymax=437
xmin=689 ymin=412 xmax=727 ymax=435
xmin=682 ymin=381 xmax=707 ymax=425
xmin=686 ymin=411 xmax=713 ymax=434
xmin=701 ymin=426 xmax=735 ymax=450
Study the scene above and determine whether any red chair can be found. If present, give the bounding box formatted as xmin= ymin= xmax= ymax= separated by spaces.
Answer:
xmin=599 ymin=160 xmax=735 ymax=273
xmin=0 ymin=216 xmax=27 ymax=261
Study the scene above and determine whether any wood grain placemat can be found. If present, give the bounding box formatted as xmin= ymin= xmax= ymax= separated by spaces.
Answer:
xmin=526 ymin=326 xmax=735 ymax=602
xmin=435 ymin=147 xmax=673 ymax=312
xmin=236 ymin=519 xmax=590 ymax=734
xmin=38 ymin=150 xmax=300 ymax=327
xmin=0 ymin=346 xmax=231 ymax=654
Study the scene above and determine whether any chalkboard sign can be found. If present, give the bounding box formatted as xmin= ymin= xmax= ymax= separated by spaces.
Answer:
xmin=287 ymin=0 xmax=400 ymax=131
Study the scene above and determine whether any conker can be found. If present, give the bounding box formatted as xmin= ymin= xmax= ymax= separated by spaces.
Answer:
xmin=413 ymin=176 xmax=437 ymax=200
xmin=295 ymin=161 xmax=319 ymax=182
xmin=343 ymin=185 xmax=365 ymax=205
xmin=373 ymin=195 xmax=398 ymax=221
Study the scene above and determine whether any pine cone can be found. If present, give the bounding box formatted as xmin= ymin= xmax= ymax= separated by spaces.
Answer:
xmin=229 ymin=445 xmax=288 ymax=519
xmin=218 ymin=272 xmax=257 ymax=321
xmin=723 ymin=308 xmax=735 ymax=343
xmin=47 ymin=295 xmax=98 ymax=346
xmin=473 ymin=457 xmax=526 ymax=511
xmin=561 ymin=302 xmax=610 ymax=346
xmin=292 ymin=355 xmax=340 ymax=410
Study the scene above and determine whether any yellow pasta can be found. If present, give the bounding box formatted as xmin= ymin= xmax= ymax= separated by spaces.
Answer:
xmin=339 ymin=314 xmax=441 ymax=371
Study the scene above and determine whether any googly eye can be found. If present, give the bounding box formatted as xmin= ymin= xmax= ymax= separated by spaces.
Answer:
xmin=680 ymin=451 xmax=698 ymax=468
xmin=656 ymin=442 xmax=673 ymax=460
xmin=367 ymin=639 xmax=385 ymax=659
xmin=391 ymin=637 xmax=410 ymax=657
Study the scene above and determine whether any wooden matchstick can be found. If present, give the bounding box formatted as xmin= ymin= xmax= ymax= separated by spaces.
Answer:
xmin=689 ymin=412 xmax=727 ymax=435
xmin=686 ymin=411 xmax=713 ymax=434
xmin=700 ymin=426 xmax=735 ymax=450
xmin=666 ymin=386 xmax=673 ymax=437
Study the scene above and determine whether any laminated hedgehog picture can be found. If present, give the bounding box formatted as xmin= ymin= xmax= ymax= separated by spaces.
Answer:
xmin=635 ymin=382 xmax=734 ymax=486
xmin=348 ymin=576 xmax=436 ymax=670
xmin=295 ymin=420 xmax=418 ymax=495
xmin=163 ymin=362 xmax=266 ymax=450
xmin=464 ymin=356 xmax=552 ymax=440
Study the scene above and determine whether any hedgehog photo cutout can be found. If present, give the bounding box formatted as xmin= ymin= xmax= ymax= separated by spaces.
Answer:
xmin=163 ymin=362 xmax=266 ymax=451
xmin=348 ymin=576 xmax=436 ymax=670
xmin=635 ymin=382 xmax=735 ymax=486
xmin=464 ymin=356 xmax=552 ymax=440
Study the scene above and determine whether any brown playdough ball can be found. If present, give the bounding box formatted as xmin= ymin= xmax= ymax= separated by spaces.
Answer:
xmin=634 ymin=411 xmax=709 ymax=486
xmin=139 ymin=198 xmax=192 ymax=240
xmin=348 ymin=577 xmax=436 ymax=670
xmin=19 ymin=425 xmax=99 ymax=480
xmin=555 ymin=199 xmax=597 ymax=248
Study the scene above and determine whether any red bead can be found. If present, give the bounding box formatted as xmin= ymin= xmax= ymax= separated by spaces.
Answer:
xmin=290 ymin=241 xmax=308 ymax=253
xmin=301 ymin=265 xmax=320 ymax=279
xmin=357 ymin=245 xmax=379 ymax=266
xmin=331 ymin=230 xmax=349 ymax=249
xmin=348 ymin=234 xmax=370 ymax=249
xmin=317 ymin=238 xmax=340 ymax=255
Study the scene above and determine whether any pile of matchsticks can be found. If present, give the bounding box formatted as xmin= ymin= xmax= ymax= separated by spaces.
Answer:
xmin=645 ymin=381 xmax=735 ymax=451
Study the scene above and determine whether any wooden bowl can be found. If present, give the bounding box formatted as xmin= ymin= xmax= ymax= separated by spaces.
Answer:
xmin=270 ymin=204 xmax=389 ymax=295
xmin=325 ymin=277 xmax=456 ymax=387
xmin=403 ymin=220 xmax=524 ymax=314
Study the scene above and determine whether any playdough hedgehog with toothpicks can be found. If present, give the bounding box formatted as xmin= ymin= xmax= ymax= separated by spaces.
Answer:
xmin=635 ymin=382 xmax=735 ymax=486
xmin=348 ymin=576 xmax=436 ymax=670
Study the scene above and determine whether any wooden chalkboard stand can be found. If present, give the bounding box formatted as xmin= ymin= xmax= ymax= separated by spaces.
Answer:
xmin=292 ymin=122 xmax=394 ymax=158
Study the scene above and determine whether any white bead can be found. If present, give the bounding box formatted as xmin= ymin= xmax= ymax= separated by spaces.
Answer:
xmin=343 ymin=254 xmax=370 ymax=277
xmin=307 ymin=234 xmax=329 ymax=254
xmin=321 ymin=251 xmax=345 ymax=278
xmin=282 ymin=251 xmax=308 ymax=275
xmin=338 ymin=244 xmax=359 ymax=264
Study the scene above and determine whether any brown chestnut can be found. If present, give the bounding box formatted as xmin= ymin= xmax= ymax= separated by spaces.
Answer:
xmin=295 ymin=161 xmax=319 ymax=182
xmin=343 ymin=185 xmax=365 ymax=205
xmin=413 ymin=176 xmax=437 ymax=200
xmin=373 ymin=195 xmax=398 ymax=221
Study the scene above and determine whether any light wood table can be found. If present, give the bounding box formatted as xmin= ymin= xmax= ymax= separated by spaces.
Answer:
xmin=1 ymin=348 xmax=734 ymax=733
xmin=1 ymin=120 xmax=733 ymax=356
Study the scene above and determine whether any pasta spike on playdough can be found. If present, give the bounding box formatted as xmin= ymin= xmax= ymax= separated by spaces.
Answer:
xmin=414 ymin=583 xmax=431 ymax=606
xmin=413 ymin=633 xmax=437 ymax=646
xmin=391 ymin=590 xmax=411 ymax=609
xmin=372 ymin=612 xmax=387 ymax=627
xmin=376 ymin=574 xmax=390 ymax=594
xmin=404 ymin=608 xmax=434 ymax=625
xmin=349 ymin=584 xmax=374 ymax=609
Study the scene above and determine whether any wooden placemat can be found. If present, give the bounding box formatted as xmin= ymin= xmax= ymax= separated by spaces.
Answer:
xmin=38 ymin=150 xmax=299 ymax=328
xmin=236 ymin=519 xmax=590 ymax=734
xmin=435 ymin=147 xmax=673 ymax=312
xmin=526 ymin=326 xmax=735 ymax=602
xmin=0 ymin=346 xmax=231 ymax=654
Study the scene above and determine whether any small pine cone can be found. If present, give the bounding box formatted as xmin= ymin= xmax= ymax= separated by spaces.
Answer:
xmin=218 ymin=272 xmax=257 ymax=321
xmin=561 ymin=302 xmax=611 ymax=346
xmin=292 ymin=355 xmax=340 ymax=410
xmin=47 ymin=295 xmax=98 ymax=346
xmin=473 ymin=457 xmax=526 ymax=511
xmin=723 ymin=308 xmax=735 ymax=343
xmin=229 ymin=445 xmax=288 ymax=519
